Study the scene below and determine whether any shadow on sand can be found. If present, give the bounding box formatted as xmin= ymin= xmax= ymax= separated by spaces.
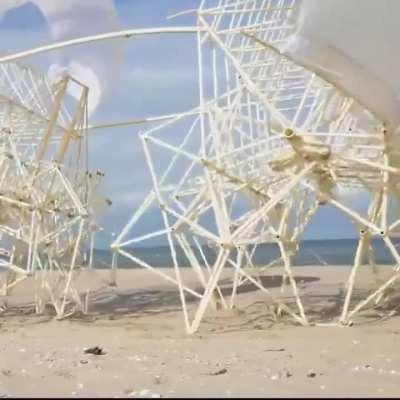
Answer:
xmin=2 ymin=274 xmax=400 ymax=332
xmin=82 ymin=275 xmax=321 ymax=321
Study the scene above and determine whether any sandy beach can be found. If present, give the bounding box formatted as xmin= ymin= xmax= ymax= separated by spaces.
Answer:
xmin=1 ymin=265 xmax=400 ymax=398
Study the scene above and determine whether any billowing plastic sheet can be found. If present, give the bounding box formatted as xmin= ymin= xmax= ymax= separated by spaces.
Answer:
xmin=281 ymin=0 xmax=400 ymax=127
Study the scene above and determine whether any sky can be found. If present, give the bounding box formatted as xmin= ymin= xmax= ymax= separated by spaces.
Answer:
xmin=0 ymin=0 xmax=361 ymax=248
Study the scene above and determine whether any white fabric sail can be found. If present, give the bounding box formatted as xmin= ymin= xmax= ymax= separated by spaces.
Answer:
xmin=281 ymin=0 xmax=400 ymax=128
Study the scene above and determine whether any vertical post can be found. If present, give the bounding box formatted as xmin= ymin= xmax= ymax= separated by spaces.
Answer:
xmin=58 ymin=218 xmax=84 ymax=318
xmin=141 ymin=136 xmax=191 ymax=333
xmin=340 ymin=231 xmax=368 ymax=324
xmin=89 ymin=230 xmax=95 ymax=269
xmin=27 ymin=211 xmax=36 ymax=274
xmin=230 ymin=247 xmax=243 ymax=309
xmin=55 ymin=87 xmax=88 ymax=164
xmin=35 ymin=77 xmax=69 ymax=162
xmin=278 ymin=241 xmax=308 ymax=325
xmin=109 ymin=250 xmax=118 ymax=287
xmin=189 ymin=247 xmax=230 ymax=334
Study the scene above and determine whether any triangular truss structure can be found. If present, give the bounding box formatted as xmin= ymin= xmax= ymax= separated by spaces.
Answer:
xmin=0 ymin=61 xmax=104 ymax=318
xmin=113 ymin=0 xmax=400 ymax=333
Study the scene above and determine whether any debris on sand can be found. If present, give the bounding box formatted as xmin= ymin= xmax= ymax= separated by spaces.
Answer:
xmin=84 ymin=346 xmax=105 ymax=356
xmin=307 ymin=370 xmax=317 ymax=378
xmin=264 ymin=348 xmax=285 ymax=352
xmin=208 ymin=368 xmax=228 ymax=376
xmin=270 ymin=370 xmax=292 ymax=380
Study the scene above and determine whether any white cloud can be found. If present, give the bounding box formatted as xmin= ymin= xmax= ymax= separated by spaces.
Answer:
xmin=1 ymin=0 xmax=122 ymax=115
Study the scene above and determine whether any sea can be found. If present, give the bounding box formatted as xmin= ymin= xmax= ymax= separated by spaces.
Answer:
xmin=91 ymin=238 xmax=400 ymax=269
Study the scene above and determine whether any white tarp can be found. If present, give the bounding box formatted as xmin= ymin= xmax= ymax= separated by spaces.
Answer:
xmin=280 ymin=0 xmax=400 ymax=128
